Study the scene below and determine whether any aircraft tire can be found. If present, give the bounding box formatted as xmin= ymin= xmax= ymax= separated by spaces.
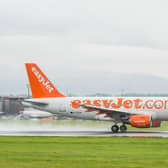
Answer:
xmin=111 ymin=125 xmax=119 ymax=133
xmin=120 ymin=125 xmax=127 ymax=133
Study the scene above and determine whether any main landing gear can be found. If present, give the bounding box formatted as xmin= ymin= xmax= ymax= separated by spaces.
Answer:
xmin=111 ymin=124 xmax=127 ymax=133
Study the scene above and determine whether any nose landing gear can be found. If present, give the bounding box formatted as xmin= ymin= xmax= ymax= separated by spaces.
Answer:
xmin=111 ymin=124 xmax=127 ymax=133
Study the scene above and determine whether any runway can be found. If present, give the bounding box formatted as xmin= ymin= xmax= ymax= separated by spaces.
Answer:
xmin=0 ymin=120 xmax=168 ymax=137
xmin=0 ymin=130 xmax=168 ymax=137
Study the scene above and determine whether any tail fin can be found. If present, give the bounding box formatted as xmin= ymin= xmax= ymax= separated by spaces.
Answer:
xmin=25 ymin=63 xmax=65 ymax=98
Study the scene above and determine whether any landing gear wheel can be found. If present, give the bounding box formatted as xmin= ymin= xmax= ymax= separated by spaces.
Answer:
xmin=120 ymin=125 xmax=127 ymax=133
xmin=111 ymin=125 xmax=119 ymax=133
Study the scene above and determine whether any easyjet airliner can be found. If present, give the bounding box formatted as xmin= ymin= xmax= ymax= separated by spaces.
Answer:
xmin=24 ymin=63 xmax=168 ymax=133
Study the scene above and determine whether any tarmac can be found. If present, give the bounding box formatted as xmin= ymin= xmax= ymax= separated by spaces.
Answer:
xmin=0 ymin=130 xmax=168 ymax=137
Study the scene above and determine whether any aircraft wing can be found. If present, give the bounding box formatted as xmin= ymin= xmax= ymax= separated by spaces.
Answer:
xmin=79 ymin=104 xmax=142 ymax=122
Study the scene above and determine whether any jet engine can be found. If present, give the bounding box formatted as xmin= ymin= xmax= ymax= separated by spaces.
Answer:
xmin=130 ymin=115 xmax=161 ymax=128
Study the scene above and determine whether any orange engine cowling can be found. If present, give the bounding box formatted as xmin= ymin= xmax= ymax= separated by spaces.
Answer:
xmin=130 ymin=115 xmax=161 ymax=128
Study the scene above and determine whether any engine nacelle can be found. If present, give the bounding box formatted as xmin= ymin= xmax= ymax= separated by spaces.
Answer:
xmin=130 ymin=115 xmax=161 ymax=128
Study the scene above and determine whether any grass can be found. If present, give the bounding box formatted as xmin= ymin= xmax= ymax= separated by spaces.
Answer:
xmin=0 ymin=137 xmax=168 ymax=168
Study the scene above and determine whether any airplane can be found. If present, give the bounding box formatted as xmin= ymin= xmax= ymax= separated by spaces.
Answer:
xmin=24 ymin=63 xmax=168 ymax=133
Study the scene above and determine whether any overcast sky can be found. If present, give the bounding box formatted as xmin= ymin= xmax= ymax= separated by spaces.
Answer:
xmin=0 ymin=0 xmax=168 ymax=95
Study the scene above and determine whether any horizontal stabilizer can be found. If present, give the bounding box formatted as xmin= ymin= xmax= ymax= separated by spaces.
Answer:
xmin=23 ymin=100 xmax=48 ymax=107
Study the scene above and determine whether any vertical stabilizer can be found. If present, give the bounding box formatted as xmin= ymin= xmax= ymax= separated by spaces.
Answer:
xmin=25 ymin=63 xmax=65 ymax=98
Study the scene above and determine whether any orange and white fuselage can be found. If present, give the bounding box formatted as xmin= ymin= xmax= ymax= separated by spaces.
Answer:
xmin=24 ymin=63 xmax=168 ymax=132
xmin=26 ymin=97 xmax=168 ymax=120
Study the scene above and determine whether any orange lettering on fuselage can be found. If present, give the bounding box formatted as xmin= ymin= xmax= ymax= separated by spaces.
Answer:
xmin=123 ymin=100 xmax=133 ymax=109
xmin=83 ymin=99 xmax=91 ymax=105
xmin=93 ymin=100 xmax=101 ymax=107
xmin=134 ymin=99 xmax=142 ymax=109
xmin=71 ymin=99 xmax=168 ymax=110
xmin=112 ymin=98 xmax=123 ymax=109
xmin=71 ymin=100 xmax=81 ymax=109
xmin=102 ymin=100 xmax=113 ymax=108
xmin=154 ymin=100 xmax=163 ymax=109
xmin=164 ymin=100 xmax=168 ymax=109
xmin=145 ymin=100 xmax=153 ymax=109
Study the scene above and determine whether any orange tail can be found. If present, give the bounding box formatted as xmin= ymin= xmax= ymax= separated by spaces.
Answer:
xmin=25 ymin=63 xmax=65 ymax=98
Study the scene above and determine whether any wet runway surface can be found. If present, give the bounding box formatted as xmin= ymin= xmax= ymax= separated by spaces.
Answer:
xmin=0 ymin=130 xmax=168 ymax=137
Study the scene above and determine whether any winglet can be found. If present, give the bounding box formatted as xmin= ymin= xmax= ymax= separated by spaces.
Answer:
xmin=25 ymin=63 xmax=65 ymax=98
